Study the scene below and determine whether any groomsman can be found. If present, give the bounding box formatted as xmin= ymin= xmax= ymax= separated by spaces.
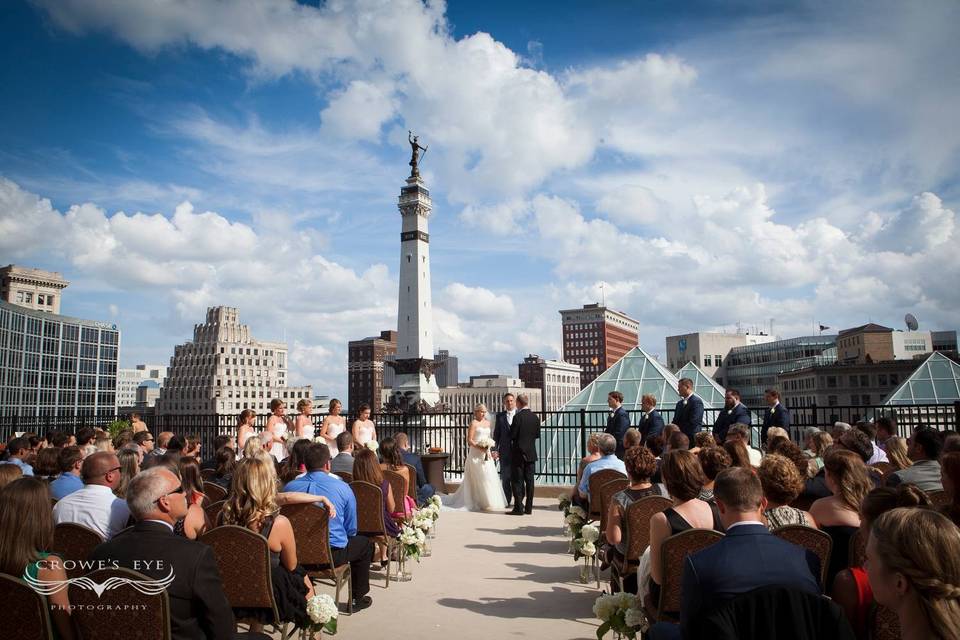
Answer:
xmin=605 ymin=391 xmax=631 ymax=458
xmin=761 ymin=388 xmax=791 ymax=444
xmin=673 ymin=378 xmax=704 ymax=441
xmin=712 ymin=388 xmax=751 ymax=444
xmin=493 ymin=393 xmax=517 ymax=508
xmin=637 ymin=394 xmax=665 ymax=445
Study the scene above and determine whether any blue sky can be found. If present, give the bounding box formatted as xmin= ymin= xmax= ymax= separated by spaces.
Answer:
xmin=2 ymin=0 xmax=958 ymax=400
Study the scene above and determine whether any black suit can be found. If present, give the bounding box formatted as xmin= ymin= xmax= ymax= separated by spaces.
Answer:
xmin=509 ymin=408 xmax=540 ymax=513
xmin=673 ymin=394 xmax=705 ymax=440
xmin=761 ymin=403 xmax=791 ymax=443
xmin=89 ymin=520 xmax=237 ymax=640
xmin=605 ymin=406 xmax=631 ymax=458
xmin=493 ymin=410 xmax=515 ymax=504
xmin=638 ymin=410 xmax=666 ymax=444
xmin=712 ymin=403 xmax=752 ymax=444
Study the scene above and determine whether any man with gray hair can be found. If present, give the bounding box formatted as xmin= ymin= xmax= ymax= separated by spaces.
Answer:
xmin=577 ymin=433 xmax=626 ymax=502
xmin=831 ymin=421 xmax=852 ymax=440
xmin=89 ymin=467 xmax=262 ymax=640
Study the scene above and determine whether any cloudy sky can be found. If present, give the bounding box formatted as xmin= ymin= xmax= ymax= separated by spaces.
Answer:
xmin=1 ymin=0 xmax=958 ymax=399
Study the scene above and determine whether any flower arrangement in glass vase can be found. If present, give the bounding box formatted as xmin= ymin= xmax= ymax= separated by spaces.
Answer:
xmin=304 ymin=593 xmax=338 ymax=636
xmin=564 ymin=505 xmax=588 ymax=551
xmin=592 ymin=591 xmax=648 ymax=640
xmin=574 ymin=523 xmax=600 ymax=583
xmin=412 ymin=510 xmax=435 ymax=556
xmin=475 ymin=436 xmax=496 ymax=461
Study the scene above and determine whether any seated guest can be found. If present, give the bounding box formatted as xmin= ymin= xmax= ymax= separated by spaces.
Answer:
xmin=697 ymin=446 xmax=731 ymax=504
xmin=648 ymin=467 xmax=821 ymax=640
xmin=112 ymin=429 xmax=135 ymax=452
xmin=379 ymin=437 xmax=416 ymax=517
xmin=832 ymin=422 xmax=852 ymax=440
xmin=942 ymin=433 xmax=960 ymax=456
xmin=885 ymin=436 xmax=912 ymax=472
xmin=606 ymin=446 xmax=668 ymax=592
xmin=572 ymin=433 xmax=603 ymax=505
xmin=758 ymin=454 xmax=816 ymax=529
xmin=279 ymin=439 xmax=313 ymax=484
xmin=940 ymin=452 xmax=960 ymax=527
xmin=1 ymin=437 xmax=34 ymax=476
xmin=114 ymin=447 xmax=140 ymax=499
xmin=647 ymin=450 xmax=722 ymax=605
xmin=134 ymin=430 xmax=155 ymax=457
xmin=810 ymin=449 xmax=873 ymax=590
xmin=0 ymin=464 xmax=22 ymax=491
xmin=767 ymin=437 xmax=811 ymax=478
xmin=49 ymin=431 xmax=72 ymax=449
xmin=865 ymin=508 xmax=960 ymax=640
xmin=283 ymin=444 xmax=374 ymax=612
xmin=352 ymin=447 xmax=400 ymax=567
xmin=647 ymin=435 xmax=666 ymax=484
xmin=93 ymin=433 xmax=114 ymax=453
xmin=623 ymin=428 xmax=642 ymax=452
xmin=53 ymin=451 xmax=131 ymax=539
xmin=175 ymin=456 xmax=209 ymax=540
xmin=330 ymin=432 xmax=356 ymax=474
xmin=668 ymin=432 xmax=690 ymax=452
xmin=201 ymin=435 xmax=233 ymax=471
xmin=723 ymin=439 xmax=753 ymax=471
xmin=89 ymin=467 xmax=259 ymax=640
xmin=183 ymin=433 xmax=202 ymax=459
xmin=221 ymin=457 xmax=314 ymax=630
xmin=638 ymin=394 xmax=665 ymax=444
xmin=802 ymin=427 xmax=821 ymax=456
xmin=578 ymin=434 xmax=627 ymax=504
xmin=50 ymin=447 xmax=83 ymax=500
xmin=661 ymin=424 xmax=681 ymax=451
xmin=855 ymin=421 xmax=888 ymax=465
xmin=210 ymin=446 xmax=237 ymax=489
xmin=832 ymin=485 xmax=931 ymax=639
xmin=765 ymin=426 xmax=789 ymax=447
xmin=725 ymin=423 xmax=762 ymax=466
xmin=887 ymin=427 xmax=943 ymax=492
xmin=691 ymin=431 xmax=716 ymax=452
xmin=0 ymin=478 xmax=76 ymax=639
xmin=807 ymin=430 xmax=833 ymax=477
xmin=874 ymin=417 xmax=895 ymax=449
xmin=33 ymin=447 xmax=61 ymax=480
xmin=242 ymin=435 xmax=270 ymax=462
xmin=151 ymin=431 xmax=174 ymax=459
xmin=395 ymin=432 xmax=435 ymax=504
xmin=74 ymin=427 xmax=96 ymax=458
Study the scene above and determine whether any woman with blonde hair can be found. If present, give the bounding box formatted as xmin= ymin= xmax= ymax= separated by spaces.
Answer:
xmin=808 ymin=430 xmax=833 ymax=477
xmin=114 ymin=448 xmax=140 ymax=499
xmin=573 ymin=433 xmax=603 ymax=503
xmin=242 ymin=435 xmax=270 ymax=461
xmin=237 ymin=409 xmax=258 ymax=450
xmin=318 ymin=398 xmax=347 ymax=458
xmin=886 ymin=436 xmax=912 ymax=472
xmin=811 ymin=448 xmax=874 ymax=589
xmin=866 ymin=508 xmax=960 ymax=640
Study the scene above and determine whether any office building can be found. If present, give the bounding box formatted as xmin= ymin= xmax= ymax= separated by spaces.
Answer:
xmin=135 ymin=380 xmax=161 ymax=409
xmin=933 ymin=331 xmax=958 ymax=352
xmin=434 ymin=349 xmax=459 ymax=387
xmin=560 ymin=303 xmax=639 ymax=389
xmin=665 ymin=331 xmax=776 ymax=385
xmin=438 ymin=375 xmax=542 ymax=414
xmin=0 ymin=299 xmax=119 ymax=417
xmin=116 ymin=364 xmax=167 ymax=410
xmin=837 ymin=323 xmax=933 ymax=363
xmin=518 ymin=354 xmax=582 ymax=412
xmin=724 ymin=336 xmax=838 ymax=406
xmin=0 ymin=265 xmax=69 ymax=314
xmin=348 ymin=330 xmax=397 ymax=412
xmin=155 ymin=306 xmax=311 ymax=415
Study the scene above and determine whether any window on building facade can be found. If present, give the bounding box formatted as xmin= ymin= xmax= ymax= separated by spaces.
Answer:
xmin=704 ymin=356 xmax=712 ymax=367
xmin=827 ymin=376 xmax=837 ymax=388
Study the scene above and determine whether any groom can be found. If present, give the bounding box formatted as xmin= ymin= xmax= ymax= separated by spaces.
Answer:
xmin=492 ymin=393 xmax=517 ymax=508
xmin=508 ymin=394 xmax=541 ymax=515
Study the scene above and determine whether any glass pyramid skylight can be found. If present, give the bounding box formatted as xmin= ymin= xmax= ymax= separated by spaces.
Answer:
xmin=675 ymin=361 xmax=727 ymax=407
xmin=882 ymin=352 xmax=960 ymax=404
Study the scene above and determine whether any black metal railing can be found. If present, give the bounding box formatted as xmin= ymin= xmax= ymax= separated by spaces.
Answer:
xmin=2 ymin=402 xmax=957 ymax=484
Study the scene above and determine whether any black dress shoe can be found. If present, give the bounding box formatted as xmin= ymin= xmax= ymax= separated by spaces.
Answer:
xmin=507 ymin=509 xmax=524 ymax=515
xmin=351 ymin=595 xmax=373 ymax=612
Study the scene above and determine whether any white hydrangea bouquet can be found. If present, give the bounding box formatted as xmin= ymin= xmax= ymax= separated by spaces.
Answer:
xmin=305 ymin=593 xmax=338 ymax=635
xmin=564 ymin=504 xmax=587 ymax=545
xmin=574 ymin=523 xmax=601 ymax=583
xmin=593 ymin=591 xmax=648 ymax=639
xmin=413 ymin=510 xmax=434 ymax=534
xmin=475 ymin=436 xmax=496 ymax=461
xmin=365 ymin=440 xmax=379 ymax=452
xmin=419 ymin=502 xmax=440 ymax=522
xmin=428 ymin=494 xmax=442 ymax=511
xmin=398 ymin=523 xmax=426 ymax=562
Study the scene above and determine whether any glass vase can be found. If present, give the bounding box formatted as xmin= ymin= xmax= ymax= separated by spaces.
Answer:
xmin=421 ymin=538 xmax=432 ymax=557
xmin=579 ymin=560 xmax=590 ymax=584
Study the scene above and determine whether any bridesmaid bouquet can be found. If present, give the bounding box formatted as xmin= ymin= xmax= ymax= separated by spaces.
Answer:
xmin=476 ymin=436 xmax=496 ymax=461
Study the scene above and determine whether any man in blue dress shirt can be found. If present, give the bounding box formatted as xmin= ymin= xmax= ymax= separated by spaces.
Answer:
xmin=283 ymin=443 xmax=374 ymax=611
xmin=49 ymin=446 xmax=85 ymax=500
xmin=578 ymin=434 xmax=627 ymax=502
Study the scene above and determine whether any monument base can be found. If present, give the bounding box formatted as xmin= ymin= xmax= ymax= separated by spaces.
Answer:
xmin=390 ymin=371 xmax=440 ymax=408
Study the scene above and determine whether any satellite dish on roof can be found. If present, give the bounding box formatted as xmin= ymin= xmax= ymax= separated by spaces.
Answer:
xmin=905 ymin=313 xmax=919 ymax=331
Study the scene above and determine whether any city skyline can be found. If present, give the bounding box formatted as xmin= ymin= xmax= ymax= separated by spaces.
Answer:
xmin=1 ymin=1 xmax=958 ymax=403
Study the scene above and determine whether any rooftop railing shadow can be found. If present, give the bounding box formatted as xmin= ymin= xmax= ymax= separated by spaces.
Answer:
xmin=437 ymin=585 xmax=599 ymax=629
xmin=464 ymin=540 xmax=570 ymax=555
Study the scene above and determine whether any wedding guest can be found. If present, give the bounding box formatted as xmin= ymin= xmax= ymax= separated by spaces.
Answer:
xmin=697 ymin=446 xmax=731 ymax=504
xmin=637 ymin=394 xmax=665 ymax=444
xmin=886 ymin=436 xmax=912 ymax=471
xmin=53 ymin=452 xmax=131 ymax=540
xmin=767 ymin=437 xmax=811 ymax=478
xmin=940 ymin=452 xmax=960 ymax=527
xmin=942 ymin=434 xmax=960 ymax=456
xmin=201 ymin=435 xmax=232 ymax=471
xmin=210 ymin=447 xmax=237 ymax=490
xmin=887 ymin=428 xmax=943 ymax=492
xmin=723 ymin=439 xmax=752 ymax=471
xmin=856 ymin=422 xmax=889 ymax=465
xmin=832 ymin=421 xmax=852 ymax=440
xmin=243 ymin=435 xmax=270 ymax=462
xmin=221 ymin=456 xmax=314 ymax=630
xmin=75 ymin=426 xmax=96 ymax=457
xmin=182 ymin=434 xmax=202 ymax=459
xmin=114 ymin=447 xmax=140 ymax=499
xmin=1 ymin=437 xmax=34 ymax=476
xmin=396 ymin=431 xmax=435 ymax=503
xmin=237 ymin=409 xmax=258 ymax=451
xmin=0 ymin=464 xmax=22 ymax=491
xmin=280 ymin=439 xmax=313 ymax=484
xmin=0 ymin=478 xmax=76 ymax=640
xmin=875 ymin=417 xmax=896 ymax=448
xmin=48 ymin=431 xmax=72 ymax=449
xmin=807 ymin=430 xmax=833 ymax=477
xmin=759 ymin=454 xmax=817 ymax=529
xmin=578 ymin=434 xmax=626 ymax=503
xmin=866 ymin=508 xmax=960 ymax=640
xmin=726 ymin=423 xmax=762 ymax=466
xmin=33 ymin=446 xmax=61 ymax=480
xmin=380 ymin=437 xmax=415 ymax=517
xmin=143 ymin=431 xmax=174 ymax=468
xmin=605 ymin=390 xmax=631 ymax=458
xmin=647 ymin=435 xmax=666 ymax=483
xmin=175 ymin=457 xmax=208 ymax=540
xmin=352 ymin=403 xmax=377 ymax=448
xmin=668 ymin=432 xmax=690 ymax=452
xmin=49 ymin=446 xmax=84 ymax=500
xmin=572 ymin=433 xmax=603 ymax=505
xmin=330 ymin=432 xmax=356 ymax=475
xmin=352 ymin=448 xmax=400 ymax=566
xmin=282 ymin=443 xmax=374 ymax=612
xmin=319 ymin=399 xmax=347 ymax=458
xmin=811 ymin=449 xmax=873 ymax=589
xmin=692 ymin=432 xmax=716 ymax=451
xmin=134 ymin=430 xmax=155 ymax=457
xmin=112 ymin=429 xmax=134 ymax=451
xmin=765 ymin=426 xmax=790 ymax=446
xmin=623 ymin=428 xmax=642 ymax=452
xmin=265 ymin=399 xmax=292 ymax=462
xmin=294 ymin=398 xmax=315 ymax=441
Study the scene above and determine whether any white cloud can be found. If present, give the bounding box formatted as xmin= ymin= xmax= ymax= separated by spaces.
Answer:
xmin=321 ymin=80 xmax=397 ymax=142
xmin=440 ymin=283 xmax=515 ymax=320
xmin=861 ymin=192 xmax=955 ymax=254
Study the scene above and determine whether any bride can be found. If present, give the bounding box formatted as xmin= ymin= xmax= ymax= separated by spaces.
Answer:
xmin=443 ymin=404 xmax=507 ymax=511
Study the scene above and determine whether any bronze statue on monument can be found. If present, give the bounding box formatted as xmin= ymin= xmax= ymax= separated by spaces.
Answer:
xmin=408 ymin=130 xmax=428 ymax=177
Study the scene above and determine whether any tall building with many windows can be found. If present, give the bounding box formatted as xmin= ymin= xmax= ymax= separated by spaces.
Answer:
xmin=0 ymin=299 xmax=119 ymax=417
xmin=155 ymin=306 xmax=311 ymax=415
xmin=518 ymin=354 xmax=582 ymax=412
xmin=724 ymin=336 xmax=838 ymax=405
xmin=665 ymin=331 xmax=776 ymax=386
xmin=560 ymin=304 xmax=639 ymax=389
xmin=348 ymin=330 xmax=397 ymax=412
xmin=116 ymin=364 xmax=167 ymax=410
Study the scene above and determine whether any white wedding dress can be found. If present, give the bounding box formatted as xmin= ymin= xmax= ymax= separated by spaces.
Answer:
xmin=442 ymin=424 xmax=507 ymax=511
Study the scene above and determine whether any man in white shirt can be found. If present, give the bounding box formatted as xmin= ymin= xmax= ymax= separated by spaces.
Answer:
xmin=856 ymin=422 xmax=889 ymax=465
xmin=727 ymin=423 xmax=763 ymax=467
xmin=53 ymin=451 xmax=131 ymax=540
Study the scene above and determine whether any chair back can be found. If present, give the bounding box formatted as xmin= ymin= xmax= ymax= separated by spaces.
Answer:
xmin=351 ymin=480 xmax=388 ymax=539
xmin=772 ymin=525 xmax=833 ymax=588
xmin=52 ymin=522 xmax=104 ymax=579
xmin=199 ymin=525 xmax=278 ymax=620
xmin=624 ymin=496 xmax=673 ymax=563
xmin=70 ymin=567 xmax=171 ymax=640
xmin=926 ymin=489 xmax=951 ymax=508
xmin=848 ymin=527 xmax=867 ymax=568
xmin=202 ymin=481 xmax=227 ymax=503
xmin=200 ymin=468 xmax=215 ymax=480
xmin=0 ymin=574 xmax=54 ymax=640
xmin=334 ymin=471 xmax=353 ymax=483
xmin=588 ymin=469 xmax=628 ymax=519
xmin=658 ymin=529 xmax=724 ymax=615
xmin=204 ymin=499 xmax=226 ymax=526
xmin=280 ymin=503 xmax=335 ymax=569
xmin=869 ymin=602 xmax=901 ymax=640
xmin=597 ymin=478 xmax=630 ymax=535
xmin=383 ymin=469 xmax=408 ymax=514
xmin=404 ymin=464 xmax=419 ymax=500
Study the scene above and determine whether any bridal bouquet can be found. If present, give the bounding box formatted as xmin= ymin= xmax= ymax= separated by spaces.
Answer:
xmin=398 ymin=524 xmax=426 ymax=562
xmin=593 ymin=592 xmax=648 ymax=639
xmin=305 ymin=593 xmax=338 ymax=635
xmin=365 ymin=441 xmax=379 ymax=452
xmin=475 ymin=436 xmax=496 ymax=461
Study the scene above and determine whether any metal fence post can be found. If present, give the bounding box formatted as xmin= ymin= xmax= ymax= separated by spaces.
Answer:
xmin=580 ymin=408 xmax=587 ymax=458
xmin=955 ymin=401 xmax=960 ymax=430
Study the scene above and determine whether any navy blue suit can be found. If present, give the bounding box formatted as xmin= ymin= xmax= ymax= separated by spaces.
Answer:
xmin=605 ymin=406 xmax=631 ymax=458
xmin=712 ymin=403 xmax=751 ymax=444
xmin=761 ymin=403 xmax=791 ymax=443
xmin=673 ymin=394 xmax=704 ymax=440
xmin=650 ymin=523 xmax=821 ymax=640
xmin=492 ymin=410 xmax=515 ymax=505
xmin=401 ymin=449 xmax=435 ymax=504
xmin=638 ymin=410 xmax=666 ymax=444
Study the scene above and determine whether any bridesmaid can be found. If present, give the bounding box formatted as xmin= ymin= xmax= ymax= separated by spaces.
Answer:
xmin=265 ymin=399 xmax=292 ymax=462
xmin=294 ymin=399 xmax=315 ymax=441
xmin=237 ymin=409 xmax=258 ymax=452
xmin=352 ymin=403 xmax=377 ymax=448
xmin=319 ymin=398 xmax=347 ymax=457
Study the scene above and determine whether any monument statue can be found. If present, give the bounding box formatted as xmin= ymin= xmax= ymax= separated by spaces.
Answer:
xmin=408 ymin=130 xmax=428 ymax=177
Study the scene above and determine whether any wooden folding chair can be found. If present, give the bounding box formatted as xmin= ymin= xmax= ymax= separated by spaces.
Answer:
xmin=610 ymin=495 xmax=672 ymax=593
xmin=70 ymin=567 xmax=172 ymax=640
xmin=202 ymin=481 xmax=227 ymax=503
xmin=647 ymin=529 xmax=724 ymax=622
xmin=51 ymin=522 xmax=103 ymax=579
xmin=280 ymin=502 xmax=352 ymax=619
xmin=588 ymin=469 xmax=627 ymax=521
xmin=0 ymin=574 xmax=54 ymax=640
xmin=334 ymin=471 xmax=353 ymax=483
xmin=351 ymin=480 xmax=399 ymax=588
xmin=772 ymin=524 xmax=833 ymax=588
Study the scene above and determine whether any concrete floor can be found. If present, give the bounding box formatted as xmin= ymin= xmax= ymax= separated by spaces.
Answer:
xmin=274 ymin=497 xmax=603 ymax=639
